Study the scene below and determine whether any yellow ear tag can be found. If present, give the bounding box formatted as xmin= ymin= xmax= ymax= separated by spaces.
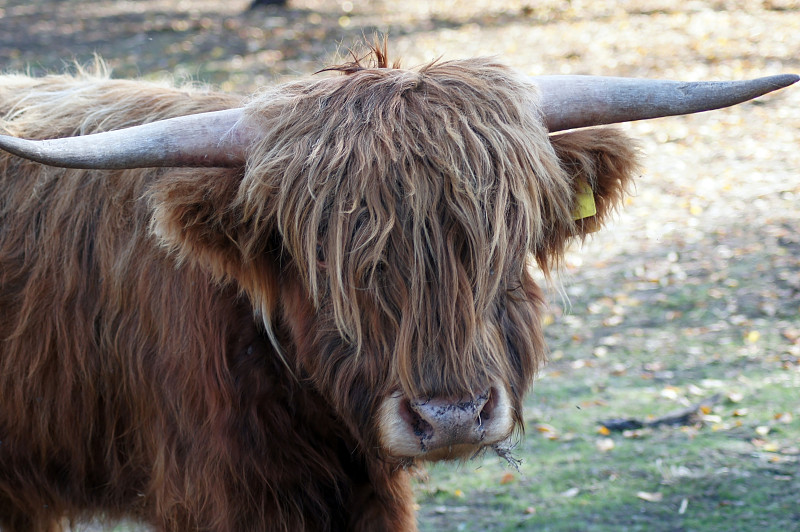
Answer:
xmin=573 ymin=180 xmax=597 ymax=221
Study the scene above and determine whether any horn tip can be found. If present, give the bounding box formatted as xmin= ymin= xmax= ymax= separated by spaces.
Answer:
xmin=764 ymin=73 xmax=799 ymax=89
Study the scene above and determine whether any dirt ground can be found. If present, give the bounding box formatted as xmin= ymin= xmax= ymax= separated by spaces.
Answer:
xmin=1 ymin=0 xmax=798 ymax=529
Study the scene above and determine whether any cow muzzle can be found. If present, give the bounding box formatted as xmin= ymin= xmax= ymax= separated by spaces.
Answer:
xmin=378 ymin=384 xmax=514 ymax=460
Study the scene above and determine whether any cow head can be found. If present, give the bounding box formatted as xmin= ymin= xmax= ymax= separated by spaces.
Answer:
xmin=0 ymin=46 xmax=794 ymax=464
xmin=210 ymin=53 xmax=644 ymax=462
xmin=234 ymin=56 xmax=640 ymax=462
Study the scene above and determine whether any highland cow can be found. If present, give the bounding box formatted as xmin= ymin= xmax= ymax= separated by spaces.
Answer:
xmin=0 ymin=45 xmax=795 ymax=531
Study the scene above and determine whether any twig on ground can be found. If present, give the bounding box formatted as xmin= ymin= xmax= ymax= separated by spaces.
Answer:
xmin=599 ymin=393 xmax=722 ymax=432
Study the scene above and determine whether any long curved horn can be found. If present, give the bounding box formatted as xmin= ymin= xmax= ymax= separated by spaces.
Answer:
xmin=533 ymin=74 xmax=799 ymax=132
xmin=2 ymin=74 xmax=796 ymax=168
xmin=0 ymin=108 xmax=250 ymax=169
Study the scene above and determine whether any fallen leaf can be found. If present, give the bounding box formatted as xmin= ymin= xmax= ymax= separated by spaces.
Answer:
xmin=560 ymin=487 xmax=580 ymax=498
xmin=500 ymin=472 xmax=515 ymax=485
xmin=593 ymin=346 xmax=609 ymax=358
xmin=782 ymin=329 xmax=800 ymax=342
xmin=610 ymin=364 xmax=627 ymax=376
xmin=678 ymin=498 xmax=688 ymax=514
xmin=727 ymin=392 xmax=745 ymax=403
xmin=687 ymin=384 xmax=704 ymax=396
xmin=536 ymin=424 xmax=559 ymax=440
xmin=597 ymin=425 xmax=611 ymax=436
xmin=637 ymin=491 xmax=663 ymax=502
xmin=623 ymin=429 xmax=646 ymax=439
xmin=596 ymin=438 xmax=615 ymax=452
xmin=661 ymin=386 xmax=680 ymax=400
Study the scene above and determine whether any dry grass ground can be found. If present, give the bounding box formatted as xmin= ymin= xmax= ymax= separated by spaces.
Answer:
xmin=1 ymin=0 xmax=798 ymax=529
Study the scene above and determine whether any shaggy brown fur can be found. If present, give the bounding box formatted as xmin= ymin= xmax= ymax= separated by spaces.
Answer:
xmin=0 ymin=48 xmax=638 ymax=531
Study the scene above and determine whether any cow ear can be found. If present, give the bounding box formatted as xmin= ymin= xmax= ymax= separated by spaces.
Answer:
xmin=550 ymin=127 xmax=640 ymax=238
xmin=147 ymin=167 xmax=283 ymax=337
xmin=147 ymin=168 xmax=253 ymax=281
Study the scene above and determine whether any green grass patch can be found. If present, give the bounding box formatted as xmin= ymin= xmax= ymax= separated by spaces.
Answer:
xmin=415 ymin=222 xmax=800 ymax=531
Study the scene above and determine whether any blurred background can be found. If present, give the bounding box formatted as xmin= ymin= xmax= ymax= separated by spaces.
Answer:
xmin=1 ymin=1 xmax=798 ymax=530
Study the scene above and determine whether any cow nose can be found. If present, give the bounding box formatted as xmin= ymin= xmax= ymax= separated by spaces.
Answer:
xmin=403 ymin=389 xmax=497 ymax=450
xmin=378 ymin=384 xmax=514 ymax=458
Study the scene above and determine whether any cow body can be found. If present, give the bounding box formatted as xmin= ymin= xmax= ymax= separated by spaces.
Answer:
xmin=0 ymin=75 xmax=405 ymax=531
xmin=0 ymin=57 xmax=638 ymax=530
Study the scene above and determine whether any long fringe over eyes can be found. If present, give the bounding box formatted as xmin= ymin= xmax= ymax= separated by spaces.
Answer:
xmin=236 ymin=51 xmax=578 ymax=397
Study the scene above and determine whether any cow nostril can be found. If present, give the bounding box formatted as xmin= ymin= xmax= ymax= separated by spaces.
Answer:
xmin=400 ymin=398 xmax=433 ymax=439
xmin=478 ymin=387 xmax=498 ymax=424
